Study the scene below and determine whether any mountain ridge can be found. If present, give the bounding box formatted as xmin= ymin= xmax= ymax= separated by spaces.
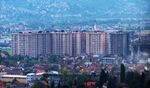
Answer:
xmin=0 ymin=0 xmax=150 ymax=29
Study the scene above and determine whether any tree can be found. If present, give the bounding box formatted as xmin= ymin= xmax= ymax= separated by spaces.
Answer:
xmin=58 ymin=81 xmax=61 ymax=88
xmin=60 ymin=69 xmax=72 ymax=87
xmin=98 ymin=69 xmax=108 ymax=88
xmin=107 ymin=76 xmax=117 ymax=88
xmin=79 ymin=72 xmax=89 ymax=87
xmin=51 ymin=81 xmax=54 ymax=88
xmin=126 ymin=72 xmax=141 ymax=88
xmin=32 ymin=74 xmax=50 ymax=88
xmin=31 ymin=81 xmax=46 ymax=88
xmin=120 ymin=64 xmax=125 ymax=83
xmin=41 ymin=74 xmax=49 ymax=80
xmin=0 ymin=54 xmax=2 ymax=65
xmin=116 ymin=83 xmax=128 ymax=88
xmin=125 ymin=71 xmax=133 ymax=85
xmin=140 ymin=72 xmax=146 ymax=88
xmin=129 ymin=79 xmax=140 ymax=88
xmin=145 ymin=79 xmax=150 ymax=88
xmin=72 ymin=79 xmax=77 ymax=88
xmin=48 ymin=55 xmax=60 ymax=64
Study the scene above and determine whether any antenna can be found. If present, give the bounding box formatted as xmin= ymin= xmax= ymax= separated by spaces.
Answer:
xmin=93 ymin=23 xmax=98 ymax=31
xmin=137 ymin=22 xmax=143 ymax=60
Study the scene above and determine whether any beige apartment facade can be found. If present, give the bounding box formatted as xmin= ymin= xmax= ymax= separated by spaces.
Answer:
xmin=12 ymin=31 xmax=108 ymax=57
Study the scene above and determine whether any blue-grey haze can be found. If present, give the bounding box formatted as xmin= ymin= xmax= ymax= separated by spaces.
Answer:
xmin=0 ymin=0 xmax=150 ymax=29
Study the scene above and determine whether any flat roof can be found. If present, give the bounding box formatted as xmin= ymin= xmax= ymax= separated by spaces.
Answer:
xmin=0 ymin=75 xmax=27 ymax=78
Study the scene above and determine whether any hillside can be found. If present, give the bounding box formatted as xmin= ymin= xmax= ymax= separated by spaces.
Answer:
xmin=0 ymin=0 xmax=150 ymax=30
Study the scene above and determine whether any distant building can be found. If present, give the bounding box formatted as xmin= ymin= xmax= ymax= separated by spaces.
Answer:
xmin=26 ymin=73 xmax=37 ymax=86
xmin=52 ymin=32 xmax=73 ymax=56
xmin=12 ymin=31 xmax=111 ymax=57
xmin=101 ymin=57 xmax=118 ymax=65
xmin=72 ymin=32 xmax=85 ymax=56
xmin=12 ymin=31 xmax=52 ymax=57
xmin=109 ymin=32 xmax=130 ymax=57
xmin=86 ymin=32 xmax=108 ymax=56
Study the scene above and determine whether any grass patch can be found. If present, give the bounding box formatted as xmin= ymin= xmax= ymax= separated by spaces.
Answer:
xmin=0 ymin=47 xmax=12 ymax=56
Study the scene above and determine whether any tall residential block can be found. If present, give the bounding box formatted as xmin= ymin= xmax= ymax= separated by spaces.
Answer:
xmin=86 ymin=32 xmax=108 ymax=56
xmin=12 ymin=31 xmax=110 ymax=57
xmin=109 ymin=32 xmax=130 ymax=57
